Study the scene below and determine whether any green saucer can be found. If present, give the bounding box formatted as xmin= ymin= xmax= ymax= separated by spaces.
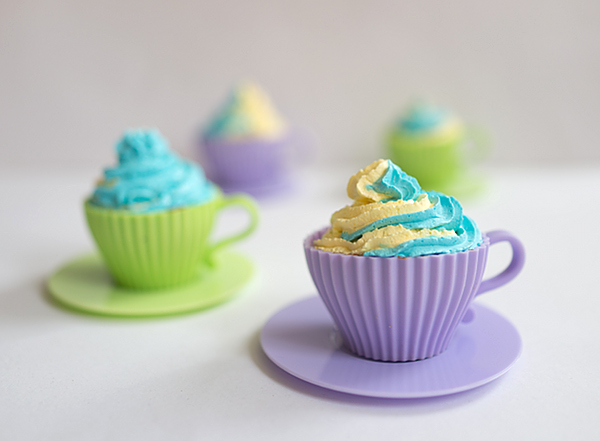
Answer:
xmin=47 ymin=250 xmax=254 ymax=317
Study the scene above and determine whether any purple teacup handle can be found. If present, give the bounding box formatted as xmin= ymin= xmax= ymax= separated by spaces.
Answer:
xmin=462 ymin=230 xmax=525 ymax=323
xmin=477 ymin=230 xmax=526 ymax=296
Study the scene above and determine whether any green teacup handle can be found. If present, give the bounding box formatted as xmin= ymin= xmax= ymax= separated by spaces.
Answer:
xmin=464 ymin=124 xmax=491 ymax=163
xmin=206 ymin=193 xmax=259 ymax=262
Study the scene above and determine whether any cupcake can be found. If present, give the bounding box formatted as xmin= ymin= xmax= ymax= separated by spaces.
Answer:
xmin=386 ymin=101 xmax=486 ymax=194
xmin=200 ymin=82 xmax=293 ymax=196
xmin=86 ymin=128 xmax=258 ymax=290
xmin=304 ymin=159 xmax=524 ymax=362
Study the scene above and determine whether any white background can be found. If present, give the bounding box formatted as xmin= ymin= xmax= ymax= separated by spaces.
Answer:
xmin=1 ymin=0 xmax=599 ymax=170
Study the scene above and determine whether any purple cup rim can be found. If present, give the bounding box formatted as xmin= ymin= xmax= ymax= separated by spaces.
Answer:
xmin=304 ymin=226 xmax=490 ymax=260
xmin=201 ymin=129 xmax=292 ymax=147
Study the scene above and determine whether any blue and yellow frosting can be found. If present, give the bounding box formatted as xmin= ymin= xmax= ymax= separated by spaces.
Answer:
xmin=313 ymin=159 xmax=481 ymax=257
xmin=203 ymin=82 xmax=287 ymax=142
xmin=389 ymin=101 xmax=465 ymax=146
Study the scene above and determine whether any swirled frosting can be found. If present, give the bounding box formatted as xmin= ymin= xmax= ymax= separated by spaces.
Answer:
xmin=313 ymin=159 xmax=482 ymax=257
xmin=204 ymin=82 xmax=287 ymax=141
xmin=91 ymin=129 xmax=217 ymax=213
xmin=392 ymin=101 xmax=464 ymax=143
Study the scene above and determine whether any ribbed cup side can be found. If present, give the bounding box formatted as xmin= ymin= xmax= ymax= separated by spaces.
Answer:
xmin=85 ymin=199 xmax=219 ymax=290
xmin=203 ymin=138 xmax=286 ymax=186
xmin=304 ymin=228 xmax=490 ymax=362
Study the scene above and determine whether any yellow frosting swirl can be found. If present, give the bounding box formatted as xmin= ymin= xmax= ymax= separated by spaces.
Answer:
xmin=316 ymin=225 xmax=456 ymax=255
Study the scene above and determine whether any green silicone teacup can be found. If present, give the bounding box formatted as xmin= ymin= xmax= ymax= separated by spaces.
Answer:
xmin=386 ymin=104 xmax=489 ymax=196
xmin=84 ymin=191 xmax=258 ymax=290
xmin=387 ymin=126 xmax=489 ymax=193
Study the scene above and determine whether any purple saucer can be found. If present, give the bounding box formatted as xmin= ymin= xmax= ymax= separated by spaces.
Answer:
xmin=260 ymin=297 xmax=522 ymax=399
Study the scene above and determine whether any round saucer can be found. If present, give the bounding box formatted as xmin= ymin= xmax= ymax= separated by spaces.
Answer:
xmin=48 ymin=250 xmax=253 ymax=317
xmin=260 ymin=297 xmax=521 ymax=399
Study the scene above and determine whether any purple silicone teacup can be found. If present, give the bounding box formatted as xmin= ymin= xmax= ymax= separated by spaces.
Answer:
xmin=304 ymin=228 xmax=525 ymax=362
xmin=201 ymin=129 xmax=311 ymax=197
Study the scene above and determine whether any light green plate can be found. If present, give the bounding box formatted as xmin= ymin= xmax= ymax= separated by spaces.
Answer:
xmin=47 ymin=251 xmax=254 ymax=317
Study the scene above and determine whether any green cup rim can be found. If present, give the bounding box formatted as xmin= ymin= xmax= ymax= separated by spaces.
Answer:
xmin=84 ymin=191 xmax=223 ymax=217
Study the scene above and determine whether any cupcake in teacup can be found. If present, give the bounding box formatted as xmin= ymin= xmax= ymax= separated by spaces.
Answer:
xmin=200 ymin=82 xmax=299 ymax=196
xmin=304 ymin=159 xmax=524 ymax=362
xmin=386 ymin=101 xmax=489 ymax=196
xmin=86 ymin=128 xmax=258 ymax=290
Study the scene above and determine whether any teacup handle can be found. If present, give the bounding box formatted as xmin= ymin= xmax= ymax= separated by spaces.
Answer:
xmin=207 ymin=193 xmax=259 ymax=260
xmin=464 ymin=124 xmax=491 ymax=163
xmin=461 ymin=230 xmax=525 ymax=323
xmin=476 ymin=230 xmax=526 ymax=296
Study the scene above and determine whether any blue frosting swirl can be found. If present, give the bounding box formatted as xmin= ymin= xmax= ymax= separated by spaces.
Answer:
xmin=364 ymin=215 xmax=481 ymax=257
xmin=366 ymin=162 xmax=421 ymax=201
xmin=91 ymin=129 xmax=217 ymax=213
xmin=343 ymin=160 xmax=481 ymax=257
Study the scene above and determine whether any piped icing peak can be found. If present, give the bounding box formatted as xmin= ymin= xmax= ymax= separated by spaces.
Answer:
xmin=347 ymin=159 xmax=421 ymax=203
xmin=204 ymin=82 xmax=287 ymax=141
xmin=91 ymin=129 xmax=217 ymax=213
xmin=115 ymin=129 xmax=170 ymax=163
xmin=400 ymin=101 xmax=449 ymax=132
xmin=314 ymin=159 xmax=482 ymax=257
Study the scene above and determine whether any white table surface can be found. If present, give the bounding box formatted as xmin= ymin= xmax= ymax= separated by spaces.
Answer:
xmin=1 ymin=164 xmax=599 ymax=440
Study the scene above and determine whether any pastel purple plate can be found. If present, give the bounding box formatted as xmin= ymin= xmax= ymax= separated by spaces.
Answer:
xmin=260 ymin=297 xmax=522 ymax=399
